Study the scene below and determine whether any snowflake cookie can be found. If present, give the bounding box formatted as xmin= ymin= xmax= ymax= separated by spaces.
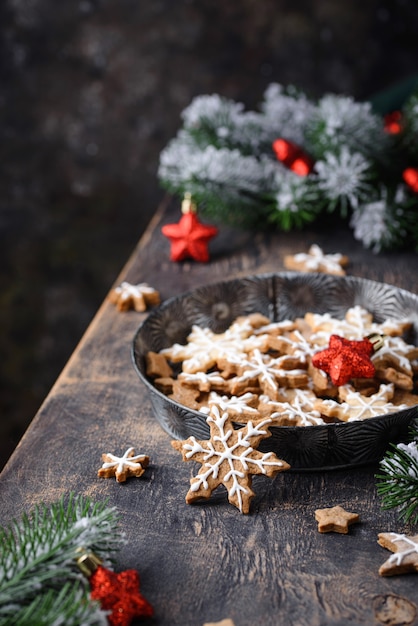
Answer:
xmin=161 ymin=318 xmax=267 ymax=374
xmin=147 ymin=306 xmax=417 ymax=427
xmin=108 ymin=281 xmax=160 ymax=312
xmin=98 ymin=447 xmax=150 ymax=482
xmin=378 ymin=532 xmax=418 ymax=576
xmin=284 ymin=244 xmax=349 ymax=275
xmin=317 ymin=383 xmax=409 ymax=422
xmin=171 ymin=406 xmax=290 ymax=513
xmin=315 ymin=505 xmax=360 ymax=534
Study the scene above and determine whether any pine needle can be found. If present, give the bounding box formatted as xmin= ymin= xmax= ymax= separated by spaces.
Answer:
xmin=376 ymin=423 xmax=418 ymax=524
xmin=0 ymin=493 xmax=124 ymax=624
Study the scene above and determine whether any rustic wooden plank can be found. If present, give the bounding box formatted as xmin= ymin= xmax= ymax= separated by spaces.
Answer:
xmin=1 ymin=197 xmax=417 ymax=626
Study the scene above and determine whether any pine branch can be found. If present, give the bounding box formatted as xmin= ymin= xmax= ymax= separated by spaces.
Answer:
xmin=158 ymin=82 xmax=418 ymax=252
xmin=0 ymin=583 xmax=107 ymax=626
xmin=0 ymin=494 xmax=124 ymax=623
xmin=376 ymin=423 xmax=418 ymax=524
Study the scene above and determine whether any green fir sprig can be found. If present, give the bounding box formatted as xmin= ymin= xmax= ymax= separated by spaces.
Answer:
xmin=376 ymin=422 xmax=418 ymax=525
xmin=0 ymin=493 xmax=125 ymax=626
xmin=158 ymin=83 xmax=418 ymax=252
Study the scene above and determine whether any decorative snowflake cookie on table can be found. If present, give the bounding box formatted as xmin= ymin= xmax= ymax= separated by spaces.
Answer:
xmin=171 ymin=406 xmax=290 ymax=514
xmin=98 ymin=447 xmax=150 ymax=483
xmin=284 ymin=244 xmax=349 ymax=275
xmin=108 ymin=281 xmax=160 ymax=312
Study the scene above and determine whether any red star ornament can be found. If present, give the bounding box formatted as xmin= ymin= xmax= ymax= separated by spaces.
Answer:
xmin=161 ymin=211 xmax=218 ymax=262
xmin=311 ymin=334 xmax=376 ymax=386
xmin=90 ymin=565 xmax=154 ymax=626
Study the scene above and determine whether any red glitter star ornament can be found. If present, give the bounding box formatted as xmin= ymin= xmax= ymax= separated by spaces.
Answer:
xmin=76 ymin=550 xmax=153 ymax=626
xmin=161 ymin=193 xmax=218 ymax=262
xmin=311 ymin=334 xmax=377 ymax=386
xmin=90 ymin=565 xmax=154 ymax=626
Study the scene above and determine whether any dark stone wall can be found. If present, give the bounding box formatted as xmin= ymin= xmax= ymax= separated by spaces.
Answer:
xmin=1 ymin=0 xmax=418 ymax=468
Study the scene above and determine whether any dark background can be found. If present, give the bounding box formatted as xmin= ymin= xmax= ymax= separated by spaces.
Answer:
xmin=1 ymin=0 xmax=418 ymax=470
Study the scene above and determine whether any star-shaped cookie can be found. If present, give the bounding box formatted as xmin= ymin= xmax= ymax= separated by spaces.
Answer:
xmin=98 ymin=447 xmax=150 ymax=483
xmin=378 ymin=532 xmax=418 ymax=576
xmin=172 ymin=406 xmax=290 ymax=514
xmin=315 ymin=505 xmax=360 ymax=534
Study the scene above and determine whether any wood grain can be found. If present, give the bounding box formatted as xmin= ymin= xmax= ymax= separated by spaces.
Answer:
xmin=1 ymin=198 xmax=417 ymax=626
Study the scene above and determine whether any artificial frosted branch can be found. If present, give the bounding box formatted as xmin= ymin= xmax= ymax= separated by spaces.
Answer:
xmin=159 ymin=83 xmax=418 ymax=251
xmin=0 ymin=494 xmax=124 ymax=625
xmin=376 ymin=424 xmax=418 ymax=524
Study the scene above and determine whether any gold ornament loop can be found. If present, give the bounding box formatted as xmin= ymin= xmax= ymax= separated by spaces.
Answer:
xmin=181 ymin=192 xmax=197 ymax=214
xmin=367 ymin=333 xmax=385 ymax=353
xmin=75 ymin=548 xmax=102 ymax=577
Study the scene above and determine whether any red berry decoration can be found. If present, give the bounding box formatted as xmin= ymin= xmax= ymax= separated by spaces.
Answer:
xmin=161 ymin=193 xmax=218 ymax=262
xmin=403 ymin=167 xmax=418 ymax=193
xmin=272 ymin=138 xmax=314 ymax=176
xmin=311 ymin=334 xmax=377 ymax=386
xmin=383 ymin=111 xmax=403 ymax=134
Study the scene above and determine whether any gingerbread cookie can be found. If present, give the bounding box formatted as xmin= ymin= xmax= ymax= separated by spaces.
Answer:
xmin=109 ymin=281 xmax=160 ymax=312
xmin=146 ymin=305 xmax=417 ymax=427
xmin=161 ymin=322 xmax=265 ymax=374
xmin=284 ymin=244 xmax=349 ymax=275
xmin=317 ymin=383 xmax=409 ymax=422
xmin=305 ymin=305 xmax=411 ymax=341
xmin=229 ymin=349 xmax=309 ymax=400
xmin=145 ymin=351 xmax=173 ymax=379
xmin=263 ymin=389 xmax=326 ymax=426
xmin=171 ymin=406 xmax=290 ymax=513
xmin=378 ymin=532 xmax=418 ymax=576
xmin=98 ymin=447 xmax=150 ymax=482
xmin=199 ymin=391 xmax=260 ymax=421
xmin=315 ymin=505 xmax=360 ymax=533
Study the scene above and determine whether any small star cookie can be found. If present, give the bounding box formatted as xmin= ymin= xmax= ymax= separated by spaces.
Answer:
xmin=108 ymin=281 xmax=160 ymax=312
xmin=98 ymin=447 xmax=150 ymax=483
xmin=378 ymin=532 xmax=418 ymax=576
xmin=315 ymin=505 xmax=360 ymax=534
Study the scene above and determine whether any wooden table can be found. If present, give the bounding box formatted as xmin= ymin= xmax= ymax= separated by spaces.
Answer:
xmin=1 ymin=197 xmax=418 ymax=626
